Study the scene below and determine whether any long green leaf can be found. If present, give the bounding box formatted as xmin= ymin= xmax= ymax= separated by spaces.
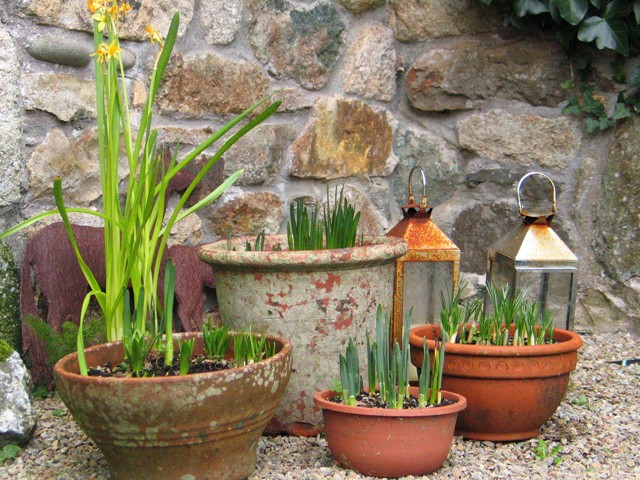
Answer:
xmin=0 ymin=208 xmax=108 ymax=241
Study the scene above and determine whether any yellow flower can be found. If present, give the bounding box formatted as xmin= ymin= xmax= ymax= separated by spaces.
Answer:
xmin=92 ymin=41 xmax=121 ymax=63
xmin=119 ymin=2 xmax=132 ymax=17
xmin=145 ymin=25 xmax=164 ymax=46
xmin=107 ymin=4 xmax=118 ymax=16
xmin=87 ymin=0 xmax=108 ymax=13
xmin=106 ymin=41 xmax=121 ymax=59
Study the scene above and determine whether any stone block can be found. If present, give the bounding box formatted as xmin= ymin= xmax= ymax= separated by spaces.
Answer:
xmin=223 ymin=124 xmax=298 ymax=186
xmin=594 ymin=117 xmax=640 ymax=282
xmin=0 ymin=350 xmax=36 ymax=448
xmin=247 ymin=0 xmax=345 ymax=90
xmin=0 ymin=25 xmax=26 ymax=207
xmin=207 ymin=192 xmax=285 ymax=237
xmin=200 ymin=0 xmax=242 ymax=45
xmin=342 ymin=23 xmax=396 ymax=102
xmin=22 ymin=73 xmax=96 ymax=122
xmin=18 ymin=0 xmax=193 ymax=40
xmin=157 ymin=53 xmax=270 ymax=117
xmin=392 ymin=124 xmax=461 ymax=207
xmin=291 ymin=97 xmax=395 ymax=179
xmin=457 ymin=109 xmax=581 ymax=170
xmin=389 ymin=0 xmax=502 ymax=42
xmin=406 ymin=36 xmax=570 ymax=111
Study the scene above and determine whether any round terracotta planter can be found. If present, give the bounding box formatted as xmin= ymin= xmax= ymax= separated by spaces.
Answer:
xmin=199 ymin=235 xmax=407 ymax=433
xmin=54 ymin=332 xmax=292 ymax=480
xmin=314 ymin=388 xmax=467 ymax=478
xmin=409 ymin=324 xmax=583 ymax=441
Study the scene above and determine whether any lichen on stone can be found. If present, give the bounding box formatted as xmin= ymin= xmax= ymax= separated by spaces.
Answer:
xmin=0 ymin=241 xmax=20 ymax=353
xmin=0 ymin=338 xmax=13 ymax=362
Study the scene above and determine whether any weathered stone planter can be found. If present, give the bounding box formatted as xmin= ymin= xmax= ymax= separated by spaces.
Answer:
xmin=199 ymin=235 xmax=407 ymax=433
xmin=54 ymin=332 xmax=292 ymax=480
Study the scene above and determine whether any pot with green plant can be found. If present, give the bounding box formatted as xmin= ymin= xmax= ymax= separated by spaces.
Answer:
xmin=313 ymin=305 xmax=466 ymax=477
xmin=54 ymin=314 xmax=292 ymax=480
xmin=1 ymin=2 xmax=290 ymax=478
xmin=199 ymin=188 xmax=408 ymax=434
xmin=409 ymin=285 xmax=583 ymax=441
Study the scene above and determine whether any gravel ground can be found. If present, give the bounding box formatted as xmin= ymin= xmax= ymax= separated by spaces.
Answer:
xmin=3 ymin=326 xmax=639 ymax=480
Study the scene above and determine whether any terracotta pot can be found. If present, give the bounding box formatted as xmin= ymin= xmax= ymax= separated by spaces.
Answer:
xmin=409 ymin=324 xmax=583 ymax=441
xmin=314 ymin=388 xmax=466 ymax=477
xmin=54 ymin=332 xmax=292 ymax=480
xmin=199 ymin=235 xmax=407 ymax=433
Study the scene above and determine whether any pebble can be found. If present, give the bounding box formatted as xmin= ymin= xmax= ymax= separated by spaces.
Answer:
xmin=3 ymin=328 xmax=640 ymax=479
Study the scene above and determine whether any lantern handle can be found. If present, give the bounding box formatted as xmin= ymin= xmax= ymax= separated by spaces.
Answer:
xmin=517 ymin=172 xmax=557 ymax=217
xmin=407 ymin=166 xmax=428 ymax=209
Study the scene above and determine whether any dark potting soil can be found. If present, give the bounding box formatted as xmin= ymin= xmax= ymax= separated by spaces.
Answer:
xmin=328 ymin=391 xmax=456 ymax=409
xmin=88 ymin=351 xmax=233 ymax=378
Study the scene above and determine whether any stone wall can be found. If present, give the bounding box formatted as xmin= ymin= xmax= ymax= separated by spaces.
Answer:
xmin=0 ymin=0 xmax=637 ymax=330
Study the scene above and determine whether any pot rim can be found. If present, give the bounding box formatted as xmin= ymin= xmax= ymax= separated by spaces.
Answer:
xmin=313 ymin=388 xmax=467 ymax=417
xmin=54 ymin=331 xmax=292 ymax=385
xmin=198 ymin=235 xmax=407 ymax=270
xmin=409 ymin=324 xmax=583 ymax=357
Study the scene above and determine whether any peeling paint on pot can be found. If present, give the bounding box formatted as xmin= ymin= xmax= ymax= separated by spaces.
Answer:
xmin=199 ymin=235 xmax=407 ymax=431
xmin=54 ymin=332 xmax=292 ymax=480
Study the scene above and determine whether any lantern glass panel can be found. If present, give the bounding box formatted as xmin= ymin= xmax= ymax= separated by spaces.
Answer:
xmin=402 ymin=261 xmax=453 ymax=325
xmin=515 ymin=269 xmax=576 ymax=329
xmin=488 ymin=253 xmax=515 ymax=287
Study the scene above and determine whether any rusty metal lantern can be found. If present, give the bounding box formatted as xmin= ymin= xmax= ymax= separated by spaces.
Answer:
xmin=486 ymin=172 xmax=579 ymax=330
xmin=386 ymin=167 xmax=460 ymax=342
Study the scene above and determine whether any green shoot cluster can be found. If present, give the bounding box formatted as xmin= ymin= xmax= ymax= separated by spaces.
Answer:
xmin=287 ymin=186 xmax=361 ymax=251
xmin=339 ymin=305 xmax=445 ymax=409
xmin=440 ymin=284 xmax=556 ymax=346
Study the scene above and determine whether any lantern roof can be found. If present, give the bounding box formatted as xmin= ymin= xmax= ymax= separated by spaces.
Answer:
xmin=490 ymin=222 xmax=578 ymax=264
xmin=387 ymin=209 xmax=459 ymax=252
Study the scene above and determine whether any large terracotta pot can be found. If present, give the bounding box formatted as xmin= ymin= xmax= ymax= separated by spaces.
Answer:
xmin=54 ymin=332 xmax=292 ymax=480
xmin=199 ymin=235 xmax=407 ymax=434
xmin=409 ymin=324 xmax=583 ymax=441
xmin=314 ymin=388 xmax=467 ymax=477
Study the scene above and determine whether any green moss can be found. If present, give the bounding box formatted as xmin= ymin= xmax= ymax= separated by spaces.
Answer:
xmin=0 ymin=338 xmax=13 ymax=362
xmin=0 ymin=241 xmax=20 ymax=353
xmin=24 ymin=315 xmax=106 ymax=367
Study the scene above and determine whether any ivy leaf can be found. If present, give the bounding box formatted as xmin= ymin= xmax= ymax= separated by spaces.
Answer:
xmin=556 ymin=0 xmax=588 ymax=25
xmin=549 ymin=1 xmax=561 ymax=22
xmin=578 ymin=16 xmax=629 ymax=56
xmin=605 ymin=0 xmax=631 ymax=19
xmin=629 ymin=65 xmax=640 ymax=88
xmin=562 ymin=103 xmax=583 ymax=115
xmin=612 ymin=103 xmax=631 ymax=120
xmin=589 ymin=0 xmax=601 ymax=8
xmin=515 ymin=0 xmax=550 ymax=16
xmin=584 ymin=117 xmax=601 ymax=134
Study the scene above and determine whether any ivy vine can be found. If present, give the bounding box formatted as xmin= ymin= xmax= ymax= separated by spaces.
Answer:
xmin=480 ymin=0 xmax=640 ymax=132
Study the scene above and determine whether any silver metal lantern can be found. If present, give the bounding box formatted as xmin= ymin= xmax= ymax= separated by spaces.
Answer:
xmin=486 ymin=172 xmax=579 ymax=330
